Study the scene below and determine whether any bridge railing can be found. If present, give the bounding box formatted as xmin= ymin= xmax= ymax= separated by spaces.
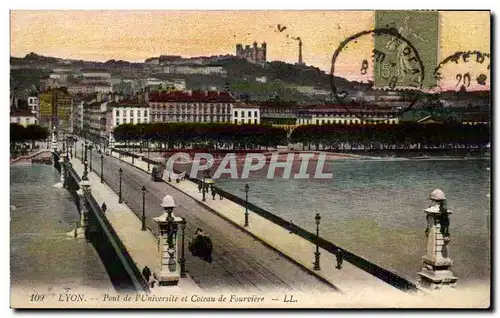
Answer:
xmin=84 ymin=192 xmax=151 ymax=293
xmin=111 ymin=148 xmax=418 ymax=292
xmin=62 ymin=156 xmax=150 ymax=293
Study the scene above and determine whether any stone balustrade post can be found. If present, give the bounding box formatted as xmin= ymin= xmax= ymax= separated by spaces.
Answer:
xmin=417 ymin=189 xmax=458 ymax=290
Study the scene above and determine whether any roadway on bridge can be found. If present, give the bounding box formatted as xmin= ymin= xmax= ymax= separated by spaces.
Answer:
xmin=80 ymin=144 xmax=335 ymax=293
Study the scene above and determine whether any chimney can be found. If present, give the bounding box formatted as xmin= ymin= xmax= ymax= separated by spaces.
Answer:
xmin=298 ymin=40 xmax=304 ymax=66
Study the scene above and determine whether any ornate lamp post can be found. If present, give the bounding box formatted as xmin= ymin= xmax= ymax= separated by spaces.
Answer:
xmin=141 ymin=186 xmax=147 ymax=231
xmin=313 ymin=213 xmax=321 ymax=270
xmin=89 ymin=144 xmax=94 ymax=172
xmin=154 ymin=195 xmax=182 ymax=286
xmin=201 ymin=171 xmax=207 ymax=202
xmin=81 ymin=141 xmax=84 ymax=160
xmin=82 ymin=149 xmax=89 ymax=181
xmin=180 ymin=217 xmax=187 ymax=278
xmin=65 ymin=137 xmax=70 ymax=162
xmin=84 ymin=141 xmax=88 ymax=163
xmin=100 ymin=153 xmax=104 ymax=183
xmin=118 ymin=168 xmax=123 ymax=203
xmin=244 ymin=183 xmax=250 ymax=227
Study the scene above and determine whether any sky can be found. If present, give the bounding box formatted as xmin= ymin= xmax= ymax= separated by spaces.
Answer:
xmin=10 ymin=10 xmax=490 ymax=90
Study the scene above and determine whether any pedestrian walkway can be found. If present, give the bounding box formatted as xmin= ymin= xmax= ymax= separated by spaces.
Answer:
xmin=111 ymin=151 xmax=409 ymax=297
xmin=70 ymin=157 xmax=201 ymax=294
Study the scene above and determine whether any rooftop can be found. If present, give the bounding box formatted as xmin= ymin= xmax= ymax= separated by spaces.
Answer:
xmin=11 ymin=110 xmax=35 ymax=117
xmin=108 ymin=100 xmax=149 ymax=108
xmin=148 ymin=90 xmax=235 ymax=103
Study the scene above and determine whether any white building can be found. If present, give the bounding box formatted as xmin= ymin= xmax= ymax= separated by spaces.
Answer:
xmin=296 ymin=106 xmax=399 ymax=125
xmin=107 ymin=101 xmax=150 ymax=129
xmin=27 ymin=96 xmax=39 ymax=116
xmin=163 ymin=65 xmax=227 ymax=76
xmin=232 ymin=104 xmax=261 ymax=124
xmin=10 ymin=111 xmax=38 ymax=127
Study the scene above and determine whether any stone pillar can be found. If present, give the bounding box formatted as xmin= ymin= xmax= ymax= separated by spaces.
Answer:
xmin=108 ymin=132 xmax=115 ymax=155
xmin=59 ymin=158 xmax=65 ymax=184
xmin=51 ymin=126 xmax=58 ymax=152
xmin=417 ymin=189 xmax=458 ymax=290
xmin=153 ymin=195 xmax=182 ymax=286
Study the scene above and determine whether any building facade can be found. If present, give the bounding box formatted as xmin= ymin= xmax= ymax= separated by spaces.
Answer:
xmin=10 ymin=111 xmax=38 ymax=127
xmin=232 ymin=104 xmax=260 ymax=124
xmin=236 ymin=42 xmax=267 ymax=63
xmin=296 ymin=106 xmax=400 ymax=125
xmin=27 ymin=96 xmax=39 ymax=117
xmin=148 ymin=90 xmax=234 ymax=123
xmin=38 ymin=87 xmax=73 ymax=131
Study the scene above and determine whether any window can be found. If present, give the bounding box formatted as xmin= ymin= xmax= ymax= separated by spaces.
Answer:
xmin=254 ymin=119 xmax=257 ymax=124
xmin=241 ymin=111 xmax=245 ymax=117
xmin=144 ymin=110 xmax=147 ymax=117
xmin=116 ymin=119 xmax=120 ymax=125
xmin=242 ymin=119 xmax=245 ymax=124
xmin=234 ymin=111 xmax=238 ymax=117
xmin=248 ymin=111 xmax=251 ymax=117
xmin=116 ymin=109 xmax=119 ymax=117
xmin=254 ymin=111 xmax=258 ymax=117
xmin=130 ymin=109 xmax=134 ymax=117
xmin=137 ymin=110 xmax=140 ymax=117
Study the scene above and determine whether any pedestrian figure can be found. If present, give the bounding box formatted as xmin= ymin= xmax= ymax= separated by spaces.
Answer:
xmin=176 ymin=177 xmax=180 ymax=183
xmin=335 ymin=248 xmax=343 ymax=269
xmin=101 ymin=202 xmax=107 ymax=214
xmin=211 ymin=187 xmax=216 ymax=200
xmin=198 ymin=183 xmax=202 ymax=193
xmin=150 ymin=272 xmax=159 ymax=288
xmin=142 ymin=266 xmax=152 ymax=283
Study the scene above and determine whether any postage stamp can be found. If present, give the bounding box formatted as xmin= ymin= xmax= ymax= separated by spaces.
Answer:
xmin=9 ymin=10 xmax=491 ymax=309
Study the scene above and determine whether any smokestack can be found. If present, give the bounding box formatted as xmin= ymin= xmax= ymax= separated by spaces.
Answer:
xmin=298 ymin=39 xmax=304 ymax=65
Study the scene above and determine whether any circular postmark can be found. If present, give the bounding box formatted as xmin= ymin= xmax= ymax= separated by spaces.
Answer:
xmin=433 ymin=51 xmax=490 ymax=94
xmin=331 ymin=28 xmax=425 ymax=122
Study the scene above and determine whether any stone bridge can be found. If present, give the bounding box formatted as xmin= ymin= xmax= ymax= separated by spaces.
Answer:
xmin=52 ymin=150 xmax=150 ymax=293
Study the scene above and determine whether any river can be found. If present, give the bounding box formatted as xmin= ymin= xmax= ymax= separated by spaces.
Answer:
xmin=216 ymin=158 xmax=491 ymax=288
xmin=10 ymin=163 xmax=113 ymax=291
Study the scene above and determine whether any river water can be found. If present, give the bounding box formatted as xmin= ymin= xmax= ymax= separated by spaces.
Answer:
xmin=216 ymin=158 xmax=491 ymax=287
xmin=10 ymin=164 xmax=113 ymax=291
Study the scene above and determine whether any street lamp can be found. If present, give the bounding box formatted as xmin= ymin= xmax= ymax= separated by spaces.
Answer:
xmin=100 ymin=153 xmax=104 ymax=183
xmin=180 ymin=217 xmax=187 ymax=278
xmin=313 ymin=213 xmax=321 ymax=270
xmin=201 ymin=171 xmax=207 ymax=202
xmin=89 ymin=144 xmax=93 ymax=172
xmin=244 ymin=183 xmax=250 ymax=227
xmin=65 ymin=137 xmax=69 ymax=162
xmin=84 ymin=141 xmax=88 ymax=163
xmin=81 ymin=141 xmax=84 ymax=160
xmin=118 ymin=168 xmax=123 ymax=203
xmin=141 ymin=185 xmax=147 ymax=231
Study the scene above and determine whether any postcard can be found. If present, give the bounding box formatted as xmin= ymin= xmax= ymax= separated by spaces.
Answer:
xmin=9 ymin=10 xmax=490 ymax=309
